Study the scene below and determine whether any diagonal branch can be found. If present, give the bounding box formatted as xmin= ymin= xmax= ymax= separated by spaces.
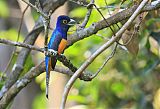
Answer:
xmin=1 ymin=5 xmax=29 ymax=81
xmin=80 ymin=0 xmax=94 ymax=28
xmin=67 ymin=0 xmax=160 ymax=47
xmin=0 ymin=62 xmax=45 ymax=109
xmin=0 ymin=38 xmax=75 ymax=75
xmin=0 ymin=38 xmax=92 ymax=80
xmin=0 ymin=60 xmax=92 ymax=109
xmin=0 ymin=0 xmax=160 ymax=107
xmin=0 ymin=38 xmax=43 ymax=52
xmin=91 ymin=43 xmax=118 ymax=79
xmin=0 ymin=0 xmax=67 ymax=101
xmin=20 ymin=0 xmax=49 ymax=19
xmin=60 ymin=0 xmax=149 ymax=109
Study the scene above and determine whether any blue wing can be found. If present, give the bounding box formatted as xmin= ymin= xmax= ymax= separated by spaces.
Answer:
xmin=45 ymin=30 xmax=62 ymax=98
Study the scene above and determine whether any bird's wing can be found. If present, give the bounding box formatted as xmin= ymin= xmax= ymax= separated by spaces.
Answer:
xmin=50 ymin=32 xmax=63 ymax=69
xmin=45 ymin=31 xmax=62 ymax=98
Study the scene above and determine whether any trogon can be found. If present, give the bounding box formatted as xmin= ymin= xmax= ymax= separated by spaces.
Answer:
xmin=45 ymin=15 xmax=76 ymax=98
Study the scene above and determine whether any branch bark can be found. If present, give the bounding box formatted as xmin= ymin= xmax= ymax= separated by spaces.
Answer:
xmin=0 ymin=38 xmax=43 ymax=52
xmin=67 ymin=0 xmax=160 ymax=47
xmin=0 ymin=0 xmax=160 ymax=108
xmin=0 ymin=60 xmax=92 ymax=109
xmin=0 ymin=21 xmax=43 ymax=99
xmin=0 ymin=0 xmax=67 ymax=100
xmin=80 ymin=0 xmax=94 ymax=28
xmin=60 ymin=0 xmax=149 ymax=108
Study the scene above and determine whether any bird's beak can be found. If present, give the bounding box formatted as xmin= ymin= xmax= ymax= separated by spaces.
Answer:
xmin=68 ymin=19 xmax=76 ymax=26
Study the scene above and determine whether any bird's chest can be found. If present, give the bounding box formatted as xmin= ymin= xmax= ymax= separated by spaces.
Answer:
xmin=58 ymin=38 xmax=67 ymax=54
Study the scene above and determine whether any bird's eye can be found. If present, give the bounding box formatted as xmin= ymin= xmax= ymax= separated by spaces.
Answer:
xmin=63 ymin=20 xmax=68 ymax=24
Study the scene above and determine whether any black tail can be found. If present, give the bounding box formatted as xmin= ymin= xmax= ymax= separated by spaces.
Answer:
xmin=46 ymin=68 xmax=50 ymax=99
xmin=51 ymin=57 xmax=57 ymax=70
xmin=45 ymin=57 xmax=57 ymax=99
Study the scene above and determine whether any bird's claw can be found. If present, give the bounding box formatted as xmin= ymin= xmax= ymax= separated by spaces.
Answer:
xmin=60 ymin=54 xmax=65 ymax=56
xmin=45 ymin=49 xmax=57 ymax=56
xmin=48 ymin=49 xmax=57 ymax=56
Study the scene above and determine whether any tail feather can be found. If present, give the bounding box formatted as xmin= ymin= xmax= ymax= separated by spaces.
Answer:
xmin=51 ymin=57 xmax=57 ymax=70
xmin=46 ymin=70 xmax=49 ymax=99
xmin=45 ymin=56 xmax=57 ymax=99
xmin=45 ymin=56 xmax=51 ymax=99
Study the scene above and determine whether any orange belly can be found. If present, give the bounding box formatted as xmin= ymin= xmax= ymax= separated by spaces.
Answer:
xmin=58 ymin=39 xmax=67 ymax=54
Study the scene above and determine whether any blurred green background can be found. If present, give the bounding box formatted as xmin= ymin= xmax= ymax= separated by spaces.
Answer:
xmin=0 ymin=0 xmax=160 ymax=109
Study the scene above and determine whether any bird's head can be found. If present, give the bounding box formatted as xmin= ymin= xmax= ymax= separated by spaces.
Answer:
xmin=56 ymin=15 xmax=76 ymax=33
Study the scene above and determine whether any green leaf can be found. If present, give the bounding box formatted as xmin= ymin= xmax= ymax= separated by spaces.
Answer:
xmin=0 ymin=29 xmax=24 ymax=42
xmin=0 ymin=0 xmax=9 ymax=17
xmin=0 ymin=72 xmax=5 ymax=89
xmin=69 ymin=7 xmax=87 ymax=18
xmin=20 ymin=54 xmax=34 ymax=77
xmin=111 ymin=82 xmax=124 ymax=94
xmin=68 ymin=95 xmax=87 ymax=104
xmin=31 ymin=9 xmax=40 ymax=21
xmin=146 ymin=18 xmax=160 ymax=27
xmin=32 ymin=93 xmax=46 ymax=109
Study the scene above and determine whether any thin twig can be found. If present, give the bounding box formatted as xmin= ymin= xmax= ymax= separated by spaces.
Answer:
xmin=104 ymin=0 xmax=121 ymax=30
xmin=123 ymin=23 xmax=139 ymax=46
xmin=68 ymin=0 xmax=160 ymax=46
xmin=104 ymin=0 xmax=112 ymax=16
xmin=0 ymin=59 xmax=91 ymax=109
xmin=0 ymin=62 xmax=45 ymax=109
xmin=104 ymin=0 xmax=121 ymax=46
xmin=118 ymin=14 xmax=142 ymax=46
xmin=1 ymin=5 xmax=29 ymax=81
xmin=43 ymin=11 xmax=52 ymax=52
xmin=70 ymin=0 xmax=116 ymax=36
xmin=89 ymin=3 xmax=116 ymax=36
xmin=80 ymin=0 xmax=94 ymax=28
xmin=35 ymin=0 xmax=42 ymax=10
xmin=20 ymin=0 xmax=48 ymax=19
xmin=0 ymin=38 xmax=81 ymax=75
xmin=0 ymin=0 xmax=67 ymax=102
xmin=0 ymin=37 xmax=93 ymax=81
xmin=60 ymin=0 xmax=149 ymax=109
xmin=69 ymin=0 xmax=88 ymax=7
xmin=0 ymin=0 xmax=159 ymax=107
xmin=69 ymin=0 xmax=124 ymax=9
xmin=91 ymin=43 xmax=118 ymax=79
xmin=0 ymin=38 xmax=43 ymax=52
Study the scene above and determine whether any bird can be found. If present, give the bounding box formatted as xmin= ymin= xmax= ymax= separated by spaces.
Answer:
xmin=45 ymin=15 xmax=76 ymax=99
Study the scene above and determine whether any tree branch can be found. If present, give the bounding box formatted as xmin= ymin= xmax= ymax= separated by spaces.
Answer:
xmin=91 ymin=43 xmax=118 ymax=79
xmin=0 ymin=38 xmax=43 ymax=52
xmin=0 ymin=21 xmax=43 ymax=99
xmin=0 ymin=38 xmax=80 ymax=77
xmin=60 ymin=0 xmax=149 ymax=108
xmin=20 ymin=0 xmax=49 ymax=19
xmin=67 ymin=0 xmax=160 ymax=47
xmin=0 ymin=0 xmax=160 ymax=107
xmin=0 ymin=62 xmax=44 ymax=109
xmin=80 ymin=0 xmax=94 ymax=28
xmin=0 ymin=0 xmax=67 ymax=100
xmin=0 ymin=60 xmax=93 ymax=109
xmin=3 ymin=5 xmax=29 ymax=75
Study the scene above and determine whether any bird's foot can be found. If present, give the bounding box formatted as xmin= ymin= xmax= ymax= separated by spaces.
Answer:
xmin=45 ymin=49 xmax=57 ymax=56
xmin=60 ymin=54 xmax=65 ymax=56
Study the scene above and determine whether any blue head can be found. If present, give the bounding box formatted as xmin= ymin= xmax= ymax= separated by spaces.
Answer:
xmin=56 ymin=15 xmax=76 ymax=34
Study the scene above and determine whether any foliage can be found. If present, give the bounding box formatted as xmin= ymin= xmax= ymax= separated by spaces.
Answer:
xmin=63 ymin=0 xmax=160 ymax=109
xmin=0 ymin=0 xmax=9 ymax=18
xmin=0 ymin=0 xmax=160 ymax=109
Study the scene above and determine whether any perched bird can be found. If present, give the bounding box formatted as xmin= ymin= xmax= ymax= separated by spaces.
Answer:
xmin=45 ymin=15 xmax=76 ymax=98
